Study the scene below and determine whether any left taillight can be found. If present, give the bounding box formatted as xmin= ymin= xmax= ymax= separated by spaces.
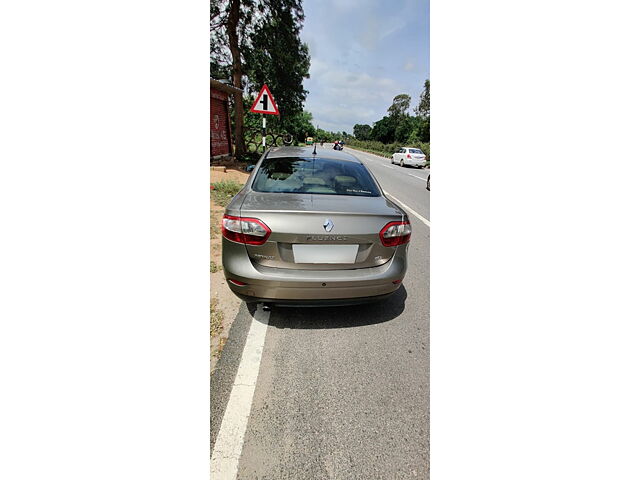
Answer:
xmin=222 ymin=215 xmax=271 ymax=245
xmin=379 ymin=220 xmax=411 ymax=247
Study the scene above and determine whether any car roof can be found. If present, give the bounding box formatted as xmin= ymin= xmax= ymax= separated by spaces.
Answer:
xmin=266 ymin=146 xmax=361 ymax=163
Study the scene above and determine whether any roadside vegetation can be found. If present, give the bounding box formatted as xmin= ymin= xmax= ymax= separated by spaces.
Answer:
xmin=211 ymin=0 xmax=313 ymax=156
xmin=210 ymin=168 xmax=250 ymax=372
xmin=211 ymin=180 xmax=244 ymax=207
xmin=347 ymin=80 xmax=430 ymax=161
xmin=347 ymin=140 xmax=430 ymax=163
xmin=314 ymin=81 xmax=430 ymax=163
xmin=352 ymin=80 xmax=430 ymax=144
xmin=211 ymin=1 xmax=429 ymax=163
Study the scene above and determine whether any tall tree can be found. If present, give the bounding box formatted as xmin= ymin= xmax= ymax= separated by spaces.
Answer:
xmin=227 ymin=0 xmax=245 ymax=155
xmin=415 ymin=79 xmax=430 ymax=118
xmin=387 ymin=94 xmax=411 ymax=119
xmin=414 ymin=79 xmax=430 ymax=142
xmin=211 ymin=0 xmax=310 ymax=156
xmin=244 ymin=0 xmax=310 ymax=131
xmin=211 ymin=0 xmax=259 ymax=156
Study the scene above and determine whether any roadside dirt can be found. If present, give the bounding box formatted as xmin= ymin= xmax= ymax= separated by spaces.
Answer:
xmin=210 ymin=166 xmax=250 ymax=374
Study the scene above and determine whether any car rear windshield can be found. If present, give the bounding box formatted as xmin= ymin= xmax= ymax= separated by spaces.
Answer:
xmin=252 ymin=156 xmax=381 ymax=197
xmin=408 ymin=149 xmax=424 ymax=154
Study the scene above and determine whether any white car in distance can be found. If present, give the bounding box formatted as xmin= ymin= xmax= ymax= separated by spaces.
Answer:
xmin=391 ymin=147 xmax=427 ymax=168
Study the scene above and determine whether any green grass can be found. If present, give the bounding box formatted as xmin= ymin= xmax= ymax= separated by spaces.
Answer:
xmin=347 ymin=144 xmax=393 ymax=158
xmin=211 ymin=180 xmax=244 ymax=207
xmin=347 ymin=140 xmax=429 ymax=162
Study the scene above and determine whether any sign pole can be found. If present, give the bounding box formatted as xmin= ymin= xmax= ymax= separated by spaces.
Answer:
xmin=262 ymin=115 xmax=266 ymax=152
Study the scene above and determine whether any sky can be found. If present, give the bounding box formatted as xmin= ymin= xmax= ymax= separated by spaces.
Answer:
xmin=300 ymin=0 xmax=429 ymax=134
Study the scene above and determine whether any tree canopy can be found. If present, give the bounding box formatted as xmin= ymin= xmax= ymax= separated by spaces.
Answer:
xmin=244 ymin=0 xmax=310 ymax=124
xmin=353 ymin=124 xmax=372 ymax=141
xmin=352 ymin=80 xmax=430 ymax=145
xmin=416 ymin=79 xmax=430 ymax=118
xmin=387 ymin=94 xmax=412 ymax=119
xmin=211 ymin=0 xmax=311 ymax=156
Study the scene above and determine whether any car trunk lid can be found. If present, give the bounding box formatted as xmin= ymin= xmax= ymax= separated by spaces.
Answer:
xmin=239 ymin=192 xmax=406 ymax=270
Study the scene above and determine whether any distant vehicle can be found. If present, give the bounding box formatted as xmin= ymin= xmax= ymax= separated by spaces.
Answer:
xmin=391 ymin=147 xmax=427 ymax=168
xmin=221 ymin=146 xmax=410 ymax=306
xmin=333 ymin=143 xmax=343 ymax=151
xmin=305 ymin=137 xmax=314 ymax=145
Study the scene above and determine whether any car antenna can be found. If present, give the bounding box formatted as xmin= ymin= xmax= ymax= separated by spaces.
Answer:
xmin=312 ymin=144 xmax=317 ymax=155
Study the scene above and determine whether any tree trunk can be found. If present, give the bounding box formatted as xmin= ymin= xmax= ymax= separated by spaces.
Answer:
xmin=227 ymin=0 xmax=245 ymax=158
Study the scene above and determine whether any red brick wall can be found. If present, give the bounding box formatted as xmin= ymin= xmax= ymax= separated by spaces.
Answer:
xmin=211 ymin=89 xmax=231 ymax=157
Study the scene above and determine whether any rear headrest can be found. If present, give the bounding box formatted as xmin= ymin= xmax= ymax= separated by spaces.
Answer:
xmin=302 ymin=177 xmax=326 ymax=185
xmin=269 ymin=172 xmax=290 ymax=180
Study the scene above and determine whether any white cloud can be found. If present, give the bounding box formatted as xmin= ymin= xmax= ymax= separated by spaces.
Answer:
xmin=299 ymin=0 xmax=428 ymax=133
xmin=311 ymin=60 xmax=400 ymax=101
xmin=305 ymin=60 xmax=405 ymax=132
xmin=403 ymin=60 xmax=416 ymax=72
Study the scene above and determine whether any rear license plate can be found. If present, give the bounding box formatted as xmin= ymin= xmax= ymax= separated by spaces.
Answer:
xmin=292 ymin=244 xmax=358 ymax=264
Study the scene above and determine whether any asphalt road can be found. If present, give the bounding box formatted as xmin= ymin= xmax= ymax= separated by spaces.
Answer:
xmin=343 ymin=146 xmax=430 ymax=223
xmin=211 ymin=145 xmax=430 ymax=479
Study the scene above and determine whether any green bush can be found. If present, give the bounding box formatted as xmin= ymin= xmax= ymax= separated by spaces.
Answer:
xmin=211 ymin=180 xmax=244 ymax=207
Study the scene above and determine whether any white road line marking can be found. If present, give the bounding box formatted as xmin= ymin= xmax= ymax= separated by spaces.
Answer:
xmin=384 ymin=191 xmax=431 ymax=227
xmin=408 ymin=173 xmax=426 ymax=180
xmin=211 ymin=305 xmax=270 ymax=479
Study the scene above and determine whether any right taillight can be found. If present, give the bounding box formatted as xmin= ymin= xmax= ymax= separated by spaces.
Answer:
xmin=379 ymin=220 xmax=412 ymax=247
xmin=222 ymin=215 xmax=271 ymax=245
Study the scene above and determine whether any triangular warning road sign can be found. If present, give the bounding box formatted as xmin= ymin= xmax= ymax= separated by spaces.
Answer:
xmin=249 ymin=84 xmax=280 ymax=115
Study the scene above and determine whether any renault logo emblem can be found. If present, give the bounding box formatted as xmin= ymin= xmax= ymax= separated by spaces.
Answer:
xmin=323 ymin=219 xmax=334 ymax=232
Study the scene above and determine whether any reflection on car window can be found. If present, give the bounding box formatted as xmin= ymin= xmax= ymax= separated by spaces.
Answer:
xmin=252 ymin=157 xmax=381 ymax=197
xmin=408 ymin=149 xmax=424 ymax=154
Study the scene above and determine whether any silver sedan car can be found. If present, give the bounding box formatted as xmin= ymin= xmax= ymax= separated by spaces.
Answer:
xmin=221 ymin=146 xmax=411 ymax=306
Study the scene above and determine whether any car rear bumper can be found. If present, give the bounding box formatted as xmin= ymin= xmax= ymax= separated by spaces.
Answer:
xmin=222 ymin=239 xmax=408 ymax=303
xmin=231 ymin=292 xmax=397 ymax=307
xmin=405 ymin=159 xmax=427 ymax=167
